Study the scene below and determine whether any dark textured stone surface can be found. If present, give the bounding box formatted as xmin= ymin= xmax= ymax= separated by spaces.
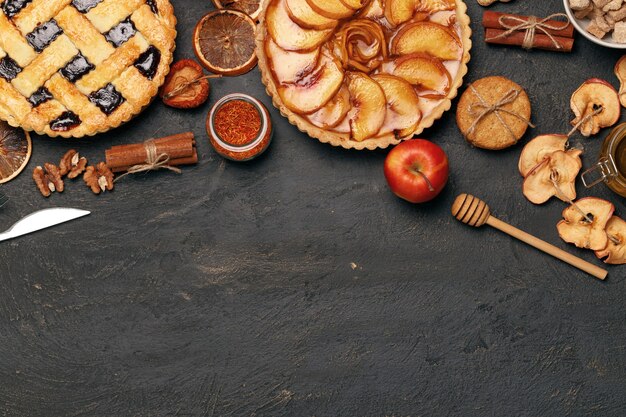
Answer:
xmin=1 ymin=1 xmax=625 ymax=416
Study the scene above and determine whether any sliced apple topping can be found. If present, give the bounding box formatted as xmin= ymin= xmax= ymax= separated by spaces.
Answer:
xmin=346 ymin=72 xmax=387 ymax=141
xmin=277 ymin=52 xmax=344 ymax=114
xmin=266 ymin=39 xmax=320 ymax=84
xmin=614 ymin=55 xmax=626 ymax=108
xmin=522 ymin=150 xmax=582 ymax=205
xmin=286 ymin=0 xmax=337 ymax=30
xmin=358 ymin=0 xmax=384 ymax=19
xmin=305 ymin=0 xmax=355 ymax=19
xmin=518 ymin=134 xmax=569 ymax=177
xmin=391 ymin=22 xmax=462 ymax=61
xmin=595 ymin=216 xmax=626 ymax=265
xmin=308 ymin=85 xmax=351 ymax=128
xmin=570 ymin=78 xmax=621 ymax=137
xmin=391 ymin=54 xmax=451 ymax=98
xmin=372 ymin=74 xmax=421 ymax=138
xmin=267 ymin=0 xmax=334 ymax=52
xmin=340 ymin=0 xmax=367 ymax=9
xmin=416 ymin=0 xmax=456 ymax=13
xmin=557 ymin=197 xmax=615 ymax=251
xmin=384 ymin=0 xmax=417 ymax=27
xmin=335 ymin=19 xmax=388 ymax=73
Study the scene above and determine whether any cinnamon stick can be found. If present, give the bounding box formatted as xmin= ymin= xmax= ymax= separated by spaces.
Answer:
xmin=105 ymin=132 xmax=195 ymax=171
xmin=485 ymin=28 xmax=574 ymax=52
xmin=111 ymin=148 xmax=198 ymax=173
xmin=482 ymin=11 xmax=574 ymax=38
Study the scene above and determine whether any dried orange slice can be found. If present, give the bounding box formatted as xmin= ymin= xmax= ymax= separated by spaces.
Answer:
xmin=193 ymin=10 xmax=258 ymax=76
xmin=0 ymin=121 xmax=31 ymax=184
xmin=211 ymin=0 xmax=262 ymax=20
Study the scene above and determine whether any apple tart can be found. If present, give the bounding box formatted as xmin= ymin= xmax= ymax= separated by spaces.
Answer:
xmin=256 ymin=0 xmax=471 ymax=149
xmin=0 ymin=0 xmax=177 ymax=137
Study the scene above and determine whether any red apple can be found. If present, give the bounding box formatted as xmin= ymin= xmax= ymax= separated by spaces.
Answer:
xmin=384 ymin=139 xmax=449 ymax=203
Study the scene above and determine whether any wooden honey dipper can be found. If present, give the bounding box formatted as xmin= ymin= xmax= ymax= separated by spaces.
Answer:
xmin=452 ymin=194 xmax=608 ymax=280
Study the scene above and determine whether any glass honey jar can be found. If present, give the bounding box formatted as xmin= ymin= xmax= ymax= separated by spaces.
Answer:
xmin=581 ymin=123 xmax=626 ymax=197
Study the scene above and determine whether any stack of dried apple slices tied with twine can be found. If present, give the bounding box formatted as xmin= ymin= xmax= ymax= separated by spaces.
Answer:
xmin=519 ymin=79 xmax=625 ymax=265
xmin=255 ymin=0 xmax=472 ymax=149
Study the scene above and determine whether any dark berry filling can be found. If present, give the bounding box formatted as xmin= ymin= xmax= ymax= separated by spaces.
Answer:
xmin=134 ymin=46 xmax=160 ymax=80
xmin=1 ymin=0 xmax=33 ymax=18
xmin=50 ymin=111 xmax=81 ymax=132
xmin=146 ymin=0 xmax=158 ymax=14
xmin=26 ymin=20 xmax=63 ymax=53
xmin=60 ymin=53 xmax=94 ymax=82
xmin=28 ymin=87 xmax=53 ymax=107
xmin=105 ymin=18 xmax=136 ymax=47
xmin=70 ymin=0 xmax=102 ymax=13
xmin=89 ymin=83 xmax=124 ymax=115
xmin=0 ymin=56 xmax=21 ymax=81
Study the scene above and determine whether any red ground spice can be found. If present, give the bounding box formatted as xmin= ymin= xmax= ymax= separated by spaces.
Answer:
xmin=213 ymin=100 xmax=261 ymax=146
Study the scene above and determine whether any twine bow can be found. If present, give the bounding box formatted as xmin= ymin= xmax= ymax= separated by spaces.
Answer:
xmin=466 ymin=86 xmax=535 ymax=141
xmin=114 ymin=139 xmax=182 ymax=182
xmin=487 ymin=13 xmax=571 ymax=50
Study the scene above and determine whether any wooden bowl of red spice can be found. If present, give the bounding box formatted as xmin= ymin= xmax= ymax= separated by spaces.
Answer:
xmin=207 ymin=93 xmax=272 ymax=161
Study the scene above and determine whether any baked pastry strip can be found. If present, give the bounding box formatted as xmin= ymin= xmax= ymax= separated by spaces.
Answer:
xmin=86 ymin=0 xmax=145 ymax=32
xmin=0 ymin=13 xmax=36 ymax=67
xmin=11 ymin=35 xmax=78 ymax=97
xmin=75 ymin=33 xmax=150 ymax=95
xmin=55 ymin=6 xmax=116 ymax=65
xmin=0 ymin=79 xmax=32 ymax=125
xmin=46 ymin=73 xmax=107 ymax=132
xmin=13 ymin=0 xmax=72 ymax=34
xmin=131 ymin=4 xmax=176 ymax=52
xmin=112 ymin=66 xmax=158 ymax=105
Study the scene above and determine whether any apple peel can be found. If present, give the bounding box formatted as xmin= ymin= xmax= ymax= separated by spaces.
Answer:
xmin=595 ymin=216 xmax=626 ymax=265
xmin=570 ymin=78 xmax=620 ymax=137
xmin=557 ymin=197 xmax=615 ymax=251
xmin=614 ymin=55 xmax=626 ymax=108
xmin=522 ymin=150 xmax=582 ymax=205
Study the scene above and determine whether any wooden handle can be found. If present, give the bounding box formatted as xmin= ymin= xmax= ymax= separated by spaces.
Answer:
xmin=486 ymin=216 xmax=608 ymax=280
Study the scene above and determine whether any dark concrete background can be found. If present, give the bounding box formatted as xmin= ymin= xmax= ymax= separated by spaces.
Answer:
xmin=1 ymin=0 xmax=626 ymax=415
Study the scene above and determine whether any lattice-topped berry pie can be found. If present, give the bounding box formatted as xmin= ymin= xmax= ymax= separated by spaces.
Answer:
xmin=0 ymin=0 xmax=177 ymax=137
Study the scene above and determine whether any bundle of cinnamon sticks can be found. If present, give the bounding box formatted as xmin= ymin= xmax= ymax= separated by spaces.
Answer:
xmin=105 ymin=132 xmax=198 ymax=173
xmin=483 ymin=11 xmax=575 ymax=52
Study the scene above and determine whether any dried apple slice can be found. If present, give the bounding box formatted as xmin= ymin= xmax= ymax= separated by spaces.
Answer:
xmin=391 ymin=54 xmax=451 ymax=97
xmin=347 ymin=72 xmax=386 ymax=141
xmin=267 ymin=0 xmax=334 ymax=52
xmin=308 ymin=85 xmax=350 ymax=128
xmin=266 ymin=39 xmax=320 ymax=84
xmin=557 ymin=197 xmax=615 ymax=251
xmin=518 ymin=134 xmax=569 ymax=177
xmin=384 ymin=0 xmax=417 ymax=27
xmin=570 ymin=78 xmax=620 ymax=137
xmin=614 ymin=55 xmax=626 ymax=108
xmin=522 ymin=150 xmax=582 ymax=204
xmin=286 ymin=0 xmax=338 ymax=30
xmin=305 ymin=0 xmax=355 ymax=19
xmin=391 ymin=22 xmax=462 ymax=61
xmin=277 ymin=52 xmax=344 ymax=114
xmin=595 ymin=216 xmax=626 ymax=265
xmin=372 ymin=74 xmax=421 ymax=138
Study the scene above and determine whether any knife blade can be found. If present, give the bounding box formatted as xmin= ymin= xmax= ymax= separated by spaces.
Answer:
xmin=0 ymin=208 xmax=90 ymax=242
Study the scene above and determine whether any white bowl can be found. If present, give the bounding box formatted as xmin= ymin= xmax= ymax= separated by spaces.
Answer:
xmin=563 ymin=0 xmax=626 ymax=48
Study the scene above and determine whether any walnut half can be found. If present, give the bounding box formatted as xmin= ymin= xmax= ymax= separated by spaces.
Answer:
xmin=33 ymin=163 xmax=64 ymax=197
xmin=59 ymin=149 xmax=87 ymax=179
xmin=83 ymin=162 xmax=114 ymax=195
